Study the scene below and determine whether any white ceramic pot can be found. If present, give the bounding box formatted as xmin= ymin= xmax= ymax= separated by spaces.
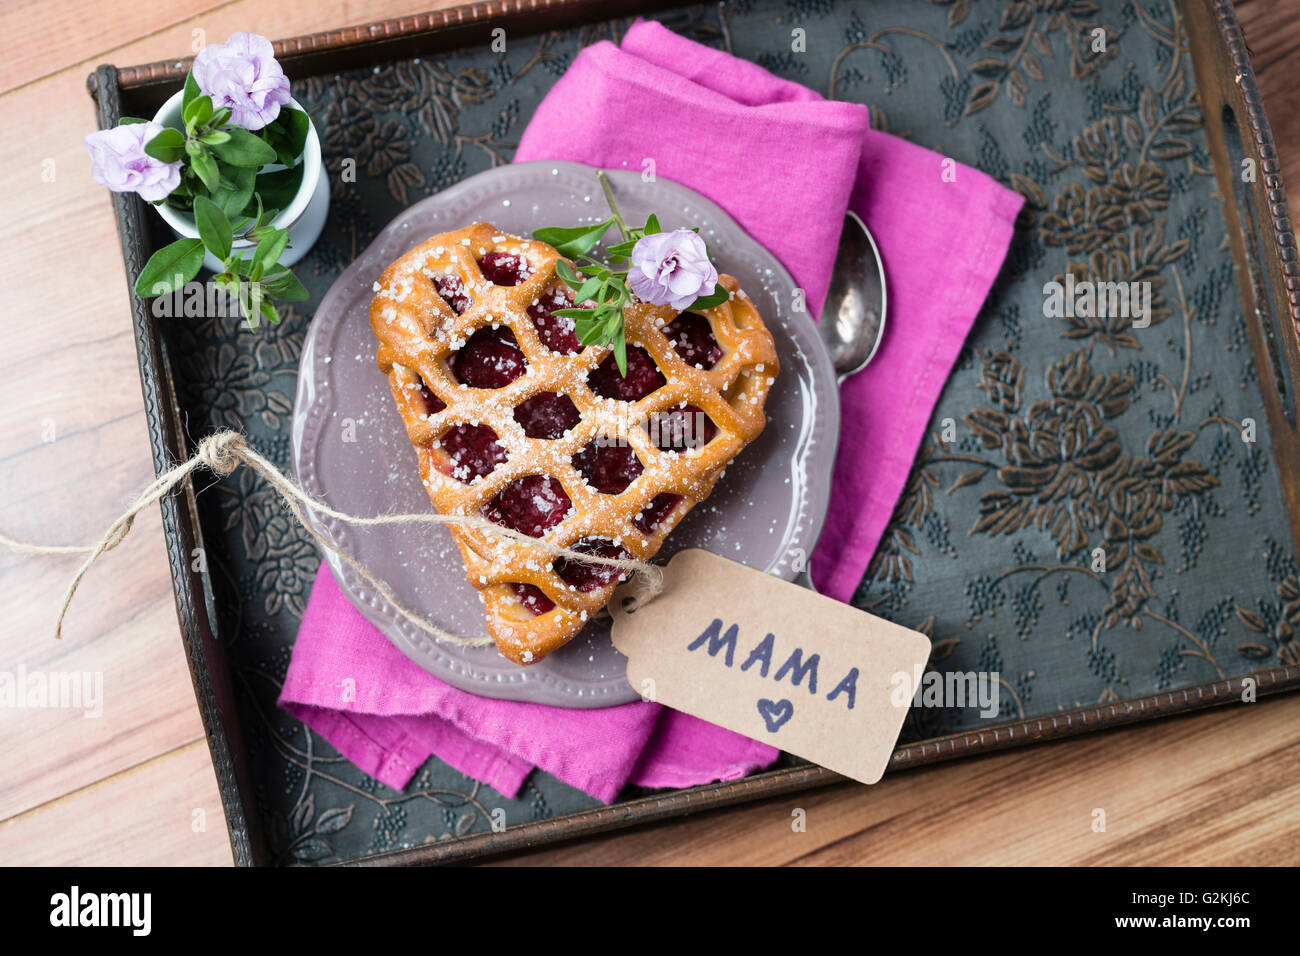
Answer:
xmin=151 ymin=90 xmax=329 ymax=272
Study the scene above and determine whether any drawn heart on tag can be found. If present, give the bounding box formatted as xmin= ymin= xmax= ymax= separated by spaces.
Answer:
xmin=756 ymin=698 xmax=794 ymax=733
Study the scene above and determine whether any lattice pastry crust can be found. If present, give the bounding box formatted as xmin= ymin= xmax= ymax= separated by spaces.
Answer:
xmin=371 ymin=222 xmax=779 ymax=664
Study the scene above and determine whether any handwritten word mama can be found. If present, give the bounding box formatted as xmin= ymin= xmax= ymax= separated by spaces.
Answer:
xmin=687 ymin=619 xmax=859 ymax=710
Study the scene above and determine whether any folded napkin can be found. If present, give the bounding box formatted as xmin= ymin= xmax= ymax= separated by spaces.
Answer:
xmin=280 ymin=572 xmax=776 ymax=801
xmin=520 ymin=20 xmax=1025 ymax=599
xmin=279 ymin=19 xmax=1022 ymax=803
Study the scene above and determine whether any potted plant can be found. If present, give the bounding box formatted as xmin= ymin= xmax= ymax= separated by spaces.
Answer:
xmin=84 ymin=32 xmax=328 ymax=328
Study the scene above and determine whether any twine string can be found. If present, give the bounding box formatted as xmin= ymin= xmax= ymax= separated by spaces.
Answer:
xmin=0 ymin=430 xmax=664 ymax=644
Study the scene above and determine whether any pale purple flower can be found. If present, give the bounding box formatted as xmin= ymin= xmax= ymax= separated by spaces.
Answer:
xmin=626 ymin=229 xmax=718 ymax=310
xmin=192 ymin=32 xmax=291 ymax=130
xmin=83 ymin=121 xmax=182 ymax=202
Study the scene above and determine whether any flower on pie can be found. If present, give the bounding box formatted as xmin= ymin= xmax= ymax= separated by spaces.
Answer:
xmin=627 ymin=229 xmax=718 ymax=310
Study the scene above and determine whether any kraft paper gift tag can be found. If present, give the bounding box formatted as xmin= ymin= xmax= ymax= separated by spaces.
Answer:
xmin=611 ymin=549 xmax=932 ymax=784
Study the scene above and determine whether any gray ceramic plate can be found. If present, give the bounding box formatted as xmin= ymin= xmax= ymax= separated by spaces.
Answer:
xmin=292 ymin=161 xmax=839 ymax=707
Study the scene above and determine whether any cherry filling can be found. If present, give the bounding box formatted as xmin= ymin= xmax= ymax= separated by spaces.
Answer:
xmin=416 ymin=381 xmax=446 ymax=415
xmin=555 ymin=538 xmax=630 ymax=592
xmin=514 ymin=391 xmax=581 ymax=439
xmin=434 ymin=274 xmax=472 ymax=315
xmin=511 ymin=582 xmax=555 ymax=616
xmin=453 ymin=326 xmax=526 ymax=388
xmin=588 ymin=346 xmax=665 ymax=402
xmin=478 ymin=251 xmax=532 ymax=286
xmin=662 ymin=312 xmax=722 ymax=370
xmin=437 ymin=423 xmax=506 ymax=482
xmin=650 ymin=404 xmax=718 ymax=451
xmin=633 ymin=493 xmax=683 ymax=534
xmin=528 ymin=286 xmax=581 ymax=354
xmin=483 ymin=475 xmax=571 ymax=538
xmin=572 ymin=441 xmax=643 ymax=495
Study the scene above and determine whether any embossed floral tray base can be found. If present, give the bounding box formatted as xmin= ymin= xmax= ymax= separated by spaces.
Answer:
xmin=92 ymin=0 xmax=1300 ymax=865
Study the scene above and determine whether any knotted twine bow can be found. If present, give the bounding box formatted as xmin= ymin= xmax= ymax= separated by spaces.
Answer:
xmin=0 ymin=430 xmax=664 ymax=644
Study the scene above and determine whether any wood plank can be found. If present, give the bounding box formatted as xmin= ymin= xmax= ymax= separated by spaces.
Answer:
xmin=488 ymin=692 xmax=1300 ymax=866
xmin=0 ymin=0 xmax=221 ymax=94
xmin=0 ymin=740 xmax=234 ymax=866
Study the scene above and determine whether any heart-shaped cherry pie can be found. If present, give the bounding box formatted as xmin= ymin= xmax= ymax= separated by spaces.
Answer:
xmin=370 ymin=222 xmax=779 ymax=664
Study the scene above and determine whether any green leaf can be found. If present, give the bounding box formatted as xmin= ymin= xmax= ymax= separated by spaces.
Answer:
xmin=209 ymin=164 xmax=255 ymax=218
xmin=183 ymin=71 xmax=201 ymax=109
xmin=255 ymin=195 xmax=279 ymax=229
xmin=200 ymin=129 xmax=231 ymax=146
xmin=601 ymin=278 xmax=629 ymax=305
xmin=209 ymin=106 xmax=232 ymax=128
xmin=259 ymin=265 xmax=310 ymax=302
xmin=268 ymin=136 xmax=296 ymax=169
xmin=573 ymin=276 xmax=603 ymax=303
xmin=553 ymin=259 xmax=579 ymax=286
xmin=611 ymin=323 xmax=628 ymax=377
xmin=183 ymin=93 xmax=213 ymax=129
xmin=576 ymin=320 xmax=607 ymax=346
xmin=210 ymin=127 xmax=277 ymax=168
xmin=190 ymin=147 xmax=220 ymax=193
xmin=552 ymin=307 xmax=598 ymax=319
xmin=143 ymin=127 xmax=185 ymax=164
xmin=235 ymin=275 xmax=271 ymax=330
xmin=193 ymin=195 xmax=232 ymax=261
xmin=133 ymin=237 xmax=204 ymax=296
xmin=253 ymin=228 xmax=289 ymax=270
xmin=260 ymin=121 xmax=295 ymax=168
xmin=605 ymin=239 xmax=637 ymax=258
xmin=532 ymin=218 xmax=614 ymax=258
xmin=644 ymin=213 xmax=661 ymax=235
xmin=212 ymin=273 xmax=239 ymax=302
xmin=690 ymin=284 xmax=730 ymax=309
xmin=118 ymin=116 xmax=149 ymax=125
xmin=277 ymin=108 xmax=310 ymax=160
xmin=251 ymin=164 xmax=303 ymax=212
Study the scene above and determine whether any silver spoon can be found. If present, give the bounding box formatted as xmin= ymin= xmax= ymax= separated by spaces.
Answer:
xmin=821 ymin=210 xmax=887 ymax=380
xmin=793 ymin=211 xmax=888 ymax=592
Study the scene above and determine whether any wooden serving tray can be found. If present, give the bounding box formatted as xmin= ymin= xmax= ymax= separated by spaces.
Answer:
xmin=88 ymin=0 xmax=1300 ymax=866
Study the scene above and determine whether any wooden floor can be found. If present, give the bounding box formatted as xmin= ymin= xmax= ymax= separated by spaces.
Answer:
xmin=0 ymin=0 xmax=1297 ymax=867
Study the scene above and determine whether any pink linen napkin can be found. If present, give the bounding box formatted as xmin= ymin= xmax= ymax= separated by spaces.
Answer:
xmin=279 ymin=19 xmax=1022 ymax=803
xmin=521 ymin=20 xmax=1025 ymax=599
xmin=280 ymin=572 xmax=775 ymax=802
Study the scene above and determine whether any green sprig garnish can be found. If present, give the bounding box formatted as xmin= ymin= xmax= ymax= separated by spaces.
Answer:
xmin=532 ymin=172 xmax=724 ymax=377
